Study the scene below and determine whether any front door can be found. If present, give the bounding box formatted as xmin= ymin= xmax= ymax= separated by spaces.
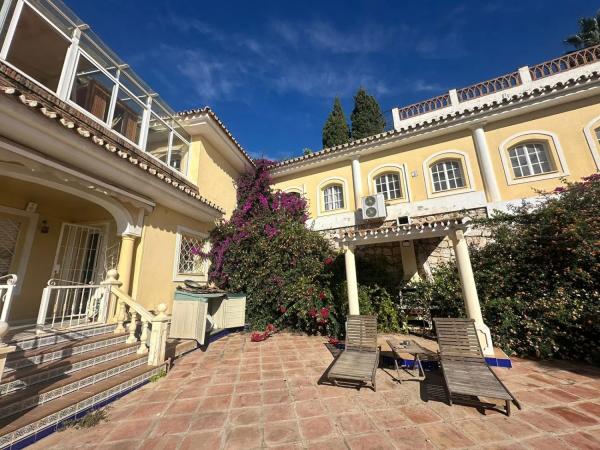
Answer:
xmin=52 ymin=223 xmax=106 ymax=284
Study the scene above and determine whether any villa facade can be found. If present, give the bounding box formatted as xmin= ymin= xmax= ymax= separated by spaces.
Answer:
xmin=272 ymin=46 xmax=600 ymax=354
xmin=0 ymin=0 xmax=253 ymax=326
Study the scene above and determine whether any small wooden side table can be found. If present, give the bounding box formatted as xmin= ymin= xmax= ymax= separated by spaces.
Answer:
xmin=386 ymin=338 xmax=437 ymax=383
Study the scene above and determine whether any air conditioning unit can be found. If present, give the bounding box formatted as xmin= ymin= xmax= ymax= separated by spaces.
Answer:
xmin=361 ymin=194 xmax=386 ymax=220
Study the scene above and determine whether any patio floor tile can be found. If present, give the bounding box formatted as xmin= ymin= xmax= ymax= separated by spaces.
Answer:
xmin=559 ymin=431 xmax=600 ymax=450
xmin=295 ymin=399 xmax=327 ymax=418
xmin=228 ymin=406 xmax=262 ymax=426
xmin=400 ymin=405 xmax=442 ymax=425
xmin=299 ymin=416 xmax=337 ymax=441
xmin=515 ymin=410 xmax=572 ymax=432
xmin=264 ymin=404 xmax=296 ymax=422
xmin=547 ymin=406 xmax=599 ymax=427
xmin=335 ymin=412 xmax=378 ymax=435
xmin=179 ymin=431 xmax=222 ymax=450
xmin=264 ymin=420 xmax=302 ymax=446
xmin=345 ymin=432 xmax=395 ymax=450
xmin=522 ymin=435 xmax=572 ymax=449
xmin=224 ymin=425 xmax=263 ymax=450
xmin=421 ymin=422 xmax=474 ymax=449
xmin=455 ymin=418 xmax=510 ymax=443
xmin=149 ymin=414 xmax=193 ymax=436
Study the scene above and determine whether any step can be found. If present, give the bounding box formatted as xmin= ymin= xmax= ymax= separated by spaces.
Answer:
xmin=0 ymin=352 xmax=149 ymax=419
xmin=7 ymin=323 xmax=118 ymax=353
xmin=1 ymin=342 xmax=139 ymax=396
xmin=5 ymin=332 xmax=128 ymax=372
xmin=0 ymin=362 xmax=166 ymax=449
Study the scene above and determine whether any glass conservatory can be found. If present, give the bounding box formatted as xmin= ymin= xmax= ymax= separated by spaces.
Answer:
xmin=0 ymin=0 xmax=191 ymax=175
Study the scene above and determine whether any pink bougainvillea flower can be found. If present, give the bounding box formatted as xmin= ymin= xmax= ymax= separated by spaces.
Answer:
xmin=266 ymin=324 xmax=277 ymax=335
xmin=278 ymin=305 xmax=287 ymax=314
xmin=324 ymin=257 xmax=334 ymax=265
xmin=320 ymin=307 xmax=330 ymax=319
xmin=553 ymin=187 xmax=566 ymax=193
xmin=318 ymin=291 xmax=326 ymax=300
xmin=308 ymin=308 xmax=317 ymax=318
xmin=317 ymin=319 xmax=328 ymax=326
xmin=328 ymin=336 xmax=340 ymax=346
xmin=251 ymin=331 xmax=267 ymax=342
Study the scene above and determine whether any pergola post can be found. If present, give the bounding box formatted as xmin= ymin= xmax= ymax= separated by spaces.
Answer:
xmin=344 ymin=244 xmax=360 ymax=315
xmin=400 ymin=240 xmax=420 ymax=282
xmin=450 ymin=229 xmax=494 ymax=356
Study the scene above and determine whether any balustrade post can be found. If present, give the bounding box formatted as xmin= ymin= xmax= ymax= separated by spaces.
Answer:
xmin=138 ymin=319 xmax=149 ymax=354
xmin=114 ymin=301 xmax=126 ymax=334
xmin=127 ymin=311 xmax=138 ymax=344
xmin=148 ymin=304 xmax=169 ymax=366
xmin=36 ymin=286 xmax=52 ymax=335
xmin=100 ymin=269 xmax=122 ymax=323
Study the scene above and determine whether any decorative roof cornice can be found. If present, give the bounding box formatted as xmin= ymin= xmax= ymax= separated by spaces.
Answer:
xmin=0 ymin=62 xmax=225 ymax=214
xmin=176 ymin=107 xmax=255 ymax=167
xmin=271 ymin=67 xmax=600 ymax=174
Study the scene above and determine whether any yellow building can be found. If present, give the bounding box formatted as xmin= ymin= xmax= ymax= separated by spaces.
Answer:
xmin=272 ymin=46 xmax=600 ymax=355
xmin=0 ymin=1 xmax=253 ymax=326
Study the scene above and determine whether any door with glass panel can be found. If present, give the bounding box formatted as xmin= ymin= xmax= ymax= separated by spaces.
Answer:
xmin=48 ymin=223 xmax=106 ymax=326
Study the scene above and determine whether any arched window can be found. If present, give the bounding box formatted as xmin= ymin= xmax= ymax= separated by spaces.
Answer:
xmin=323 ymin=184 xmax=344 ymax=211
xmin=375 ymin=173 xmax=402 ymax=200
xmin=430 ymin=160 xmax=465 ymax=192
xmin=508 ymin=142 xmax=552 ymax=178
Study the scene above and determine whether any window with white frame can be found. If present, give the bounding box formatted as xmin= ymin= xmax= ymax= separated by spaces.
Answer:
xmin=595 ymin=128 xmax=600 ymax=145
xmin=430 ymin=160 xmax=465 ymax=192
xmin=323 ymin=184 xmax=344 ymax=211
xmin=508 ymin=142 xmax=553 ymax=178
xmin=375 ymin=173 xmax=402 ymax=200
xmin=176 ymin=232 xmax=206 ymax=276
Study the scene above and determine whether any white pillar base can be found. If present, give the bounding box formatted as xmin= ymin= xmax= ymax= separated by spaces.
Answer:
xmin=475 ymin=322 xmax=494 ymax=356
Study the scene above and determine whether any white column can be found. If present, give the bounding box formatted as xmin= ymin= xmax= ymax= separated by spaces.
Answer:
xmin=400 ymin=241 xmax=420 ymax=282
xmin=117 ymin=234 xmax=137 ymax=295
xmin=451 ymin=229 xmax=494 ymax=356
xmin=344 ymin=245 xmax=360 ymax=315
xmin=351 ymin=159 xmax=363 ymax=210
xmin=471 ymin=126 xmax=501 ymax=203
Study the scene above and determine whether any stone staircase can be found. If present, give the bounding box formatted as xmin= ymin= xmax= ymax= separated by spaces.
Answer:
xmin=0 ymin=323 xmax=168 ymax=449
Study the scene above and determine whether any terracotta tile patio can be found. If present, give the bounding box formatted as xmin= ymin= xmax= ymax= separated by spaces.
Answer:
xmin=31 ymin=332 xmax=600 ymax=449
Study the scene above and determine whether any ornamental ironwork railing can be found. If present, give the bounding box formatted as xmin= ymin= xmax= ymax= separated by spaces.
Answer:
xmin=457 ymin=71 xmax=522 ymax=102
xmin=529 ymin=44 xmax=600 ymax=80
xmin=396 ymin=93 xmax=451 ymax=120
xmin=394 ymin=44 xmax=600 ymax=122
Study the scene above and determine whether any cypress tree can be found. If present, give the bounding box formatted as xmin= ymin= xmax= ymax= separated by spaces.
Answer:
xmin=350 ymin=87 xmax=386 ymax=140
xmin=322 ymin=97 xmax=349 ymax=148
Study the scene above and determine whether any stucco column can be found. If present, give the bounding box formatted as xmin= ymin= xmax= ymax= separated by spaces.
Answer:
xmin=450 ymin=229 xmax=494 ymax=356
xmin=471 ymin=126 xmax=501 ymax=203
xmin=400 ymin=241 xmax=420 ymax=282
xmin=344 ymin=244 xmax=360 ymax=315
xmin=351 ymin=158 xmax=363 ymax=210
xmin=117 ymin=234 xmax=137 ymax=295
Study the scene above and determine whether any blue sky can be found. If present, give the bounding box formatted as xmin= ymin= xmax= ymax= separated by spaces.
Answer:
xmin=72 ymin=0 xmax=595 ymax=161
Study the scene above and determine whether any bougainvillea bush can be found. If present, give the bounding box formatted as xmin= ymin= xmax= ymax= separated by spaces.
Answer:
xmin=204 ymin=160 xmax=343 ymax=336
xmin=404 ymin=174 xmax=600 ymax=363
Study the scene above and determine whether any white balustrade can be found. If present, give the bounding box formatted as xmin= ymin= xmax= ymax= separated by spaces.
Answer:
xmin=36 ymin=280 xmax=110 ymax=332
xmin=35 ymin=269 xmax=171 ymax=366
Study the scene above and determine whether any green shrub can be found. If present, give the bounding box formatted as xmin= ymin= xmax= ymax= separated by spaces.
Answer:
xmin=405 ymin=175 xmax=600 ymax=363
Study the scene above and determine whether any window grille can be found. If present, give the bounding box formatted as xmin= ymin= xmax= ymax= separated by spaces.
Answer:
xmin=177 ymin=234 xmax=205 ymax=275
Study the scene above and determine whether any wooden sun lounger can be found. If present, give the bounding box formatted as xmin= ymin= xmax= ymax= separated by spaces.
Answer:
xmin=433 ymin=318 xmax=521 ymax=416
xmin=327 ymin=315 xmax=380 ymax=391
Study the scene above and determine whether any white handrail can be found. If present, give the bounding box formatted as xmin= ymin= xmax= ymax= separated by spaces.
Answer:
xmin=0 ymin=274 xmax=17 ymax=323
